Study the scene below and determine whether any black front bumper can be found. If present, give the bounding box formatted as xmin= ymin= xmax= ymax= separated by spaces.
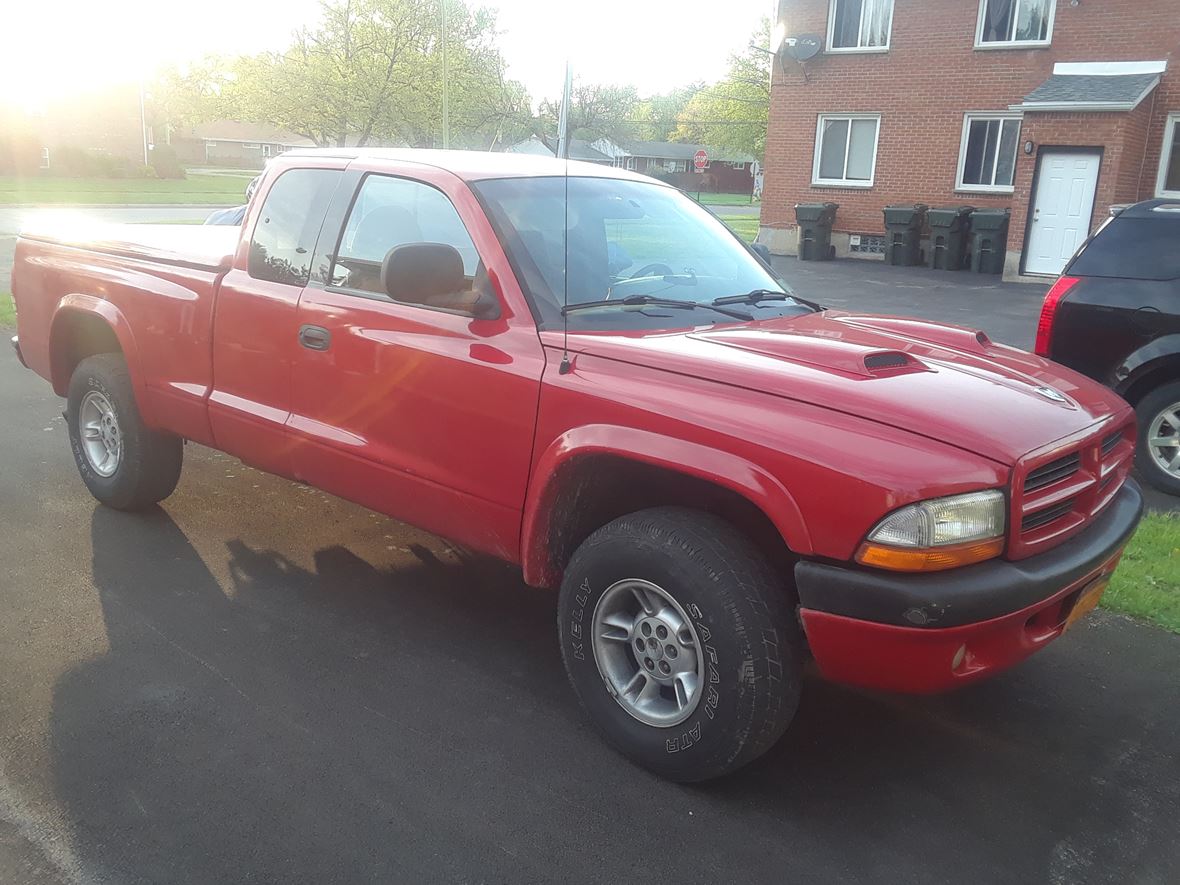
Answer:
xmin=795 ymin=480 xmax=1144 ymax=629
xmin=10 ymin=336 xmax=27 ymax=368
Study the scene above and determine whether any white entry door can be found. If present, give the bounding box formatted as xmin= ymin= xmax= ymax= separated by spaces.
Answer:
xmin=1025 ymin=151 xmax=1101 ymax=276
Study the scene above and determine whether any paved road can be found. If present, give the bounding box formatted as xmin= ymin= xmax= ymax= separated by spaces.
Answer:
xmin=2 ymin=331 xmax=1180 ymax=880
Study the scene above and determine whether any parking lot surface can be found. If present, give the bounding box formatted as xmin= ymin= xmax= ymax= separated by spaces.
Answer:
xmin=1 ymin=261 xmax=1178 ymax=884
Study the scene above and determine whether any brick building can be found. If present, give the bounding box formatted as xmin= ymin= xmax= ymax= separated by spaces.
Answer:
xmin=759 ymin=0 xmax=1180 ymax=280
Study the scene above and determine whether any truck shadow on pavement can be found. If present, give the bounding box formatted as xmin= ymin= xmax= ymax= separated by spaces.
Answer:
xmin=48 ymin=506 xmax=1180 ymax=884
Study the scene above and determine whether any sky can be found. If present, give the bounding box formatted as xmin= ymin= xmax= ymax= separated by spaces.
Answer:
xmin=0 ymin=0 xmax=774 ymax=107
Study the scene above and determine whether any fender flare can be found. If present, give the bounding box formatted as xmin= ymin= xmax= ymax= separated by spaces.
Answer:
xmin=1114 ymin=334 xmax=1180 ymax=398
xmin=519 ymin=424 xmax=813 ymax=587
xmin=48 ymin=295 xmax=149 ymax=414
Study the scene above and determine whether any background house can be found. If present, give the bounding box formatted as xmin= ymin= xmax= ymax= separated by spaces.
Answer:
xmin=760 ymin=0 xmax=1180 ymax=279
xmin=593 ymin=138 xmax=757 ymax=193
xmin=172 ymin=122 xmax=317 ymax=168
xmin=505 ymin=135 xmax=613 ymax=164
xmin=0 ymin=83 xmax=148 ymax=173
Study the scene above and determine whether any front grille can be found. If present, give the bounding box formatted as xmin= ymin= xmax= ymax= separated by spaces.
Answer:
xmin=1011 ymin=421 xmax=1134 ymax=559
xmin=1022 ymin=499 xmax=1076 ymax=532
xmin=1025 ymin=453 xmax=1080 ymax=492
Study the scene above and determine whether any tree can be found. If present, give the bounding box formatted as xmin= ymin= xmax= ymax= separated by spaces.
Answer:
xmin=165 ymin=0 xmax=533 ymax=149
xmin=628 ymin=85 xmax=701 ymax=142
xmin=538 ymin=82 xmax=640 ymax=143
xmin=672 ymin=19 xmax=771 ymax=159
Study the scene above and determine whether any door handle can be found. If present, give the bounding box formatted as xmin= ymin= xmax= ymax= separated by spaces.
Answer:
xmin=298 ymin=324 xmax=331 ymax=351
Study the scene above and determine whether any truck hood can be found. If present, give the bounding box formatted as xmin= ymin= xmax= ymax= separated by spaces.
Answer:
xmin=568 ymin=310 xmax=1130 ymax=465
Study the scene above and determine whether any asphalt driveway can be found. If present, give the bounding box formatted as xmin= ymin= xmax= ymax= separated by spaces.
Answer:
xmin=1 ymin=264 xmax=1179 ymax=884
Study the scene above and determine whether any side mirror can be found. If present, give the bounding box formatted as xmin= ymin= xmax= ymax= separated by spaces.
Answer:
xmin=751 ymin=242 xmax=773 ymax=266
xmin=382 ymin=242 xmax=465 ymax=305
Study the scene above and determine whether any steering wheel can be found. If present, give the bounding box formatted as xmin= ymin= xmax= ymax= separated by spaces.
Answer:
xmin=629 ymin=263 xmax=675 ymax=279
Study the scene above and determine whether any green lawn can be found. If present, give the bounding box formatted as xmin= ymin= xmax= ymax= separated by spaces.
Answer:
xmin=1103 ymin=511 xmax=1180 ymax=633
xmin=0 ymin=292 xmax=14 ymax=327
xmin=0 ymin=171 xmax=254 ymax=205
xmin=718 ymin=214 xmax=758 ymax=243
xmin=697 ymin=192 xmax=759 ymax=206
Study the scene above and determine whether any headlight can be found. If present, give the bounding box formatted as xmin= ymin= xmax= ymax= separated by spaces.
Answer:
xmin=856 ymin=490 xmax=1006 ymax=572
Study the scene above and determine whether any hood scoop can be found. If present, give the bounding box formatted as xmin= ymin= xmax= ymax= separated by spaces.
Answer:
xmin=689 ymin=328 xmax=929 ymax=379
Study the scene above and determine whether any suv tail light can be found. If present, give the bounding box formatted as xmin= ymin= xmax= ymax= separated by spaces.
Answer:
xmin=1035 ymin=276 xmax=1080 ymax=357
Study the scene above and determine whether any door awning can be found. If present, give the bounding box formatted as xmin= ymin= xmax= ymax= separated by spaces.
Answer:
xmin=1010 ymin=61 xmax=1166 ymax=113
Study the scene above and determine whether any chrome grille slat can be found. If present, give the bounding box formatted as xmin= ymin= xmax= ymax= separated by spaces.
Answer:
xmin=1101 ymin=430 xmax=1122 ymax=456
xmin=1022 ymin=499 xmax=1076 ymax=532
xmin=1025 ymin=453 xmax=1081 ymax=492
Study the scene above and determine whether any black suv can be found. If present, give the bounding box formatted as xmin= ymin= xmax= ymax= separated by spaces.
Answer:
xmin=1037 ymin=199 xmax=1178 ymax=495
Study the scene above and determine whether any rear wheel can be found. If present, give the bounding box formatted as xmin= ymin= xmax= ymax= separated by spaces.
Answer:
xmin=1136 ymin=381 xmax=1180 ymax=496
xmin=558 ymin=507 xmax=801 ymax=782
xmin=66 ymin=354 xmax=183 ymax=510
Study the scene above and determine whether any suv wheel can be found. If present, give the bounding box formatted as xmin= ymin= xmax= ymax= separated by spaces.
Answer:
xmin=1136 ymin=380 xmax=1180 ymax=495
xmin=558 ymin=507 xmax=801 ymax=782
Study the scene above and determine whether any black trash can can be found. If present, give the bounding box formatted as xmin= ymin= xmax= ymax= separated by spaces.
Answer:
xmin=969 ymin=208 xmax=1011 ymax=274
xmin=882 ymin=204 xmax=928 ymax=266
xmin=926 ymin=206 xmax=974 ymax=270
xmin=795 ymin=202 xmax=838 ymax=261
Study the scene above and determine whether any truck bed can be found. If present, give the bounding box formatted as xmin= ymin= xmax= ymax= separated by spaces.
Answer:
xmin=18 ymin=222 xmax=239 ymax=272
xmin=12 ymin=222 xmax=241 ymax=447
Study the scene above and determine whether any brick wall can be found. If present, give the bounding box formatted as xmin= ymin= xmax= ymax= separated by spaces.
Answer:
xmin=762 ymin=0 xmax=1180 ymax=273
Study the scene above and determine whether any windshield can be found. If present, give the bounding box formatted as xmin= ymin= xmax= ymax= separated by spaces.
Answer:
xmin=473 ymin=176 xmax=809 ymax=331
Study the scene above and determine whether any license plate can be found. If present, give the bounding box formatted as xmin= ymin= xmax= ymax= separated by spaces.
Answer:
xmin=1064 ymin=577 xmax=1110 ymax=631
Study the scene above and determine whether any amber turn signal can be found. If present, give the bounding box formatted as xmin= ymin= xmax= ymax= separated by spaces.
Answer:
xmin=855 ymin=538 xmax=1005 ymax=572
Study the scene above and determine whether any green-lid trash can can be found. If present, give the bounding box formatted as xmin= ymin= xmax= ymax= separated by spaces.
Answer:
xmin=882 ymin=204 xmax=928 ymax=266
xmin=795 ymin=202 xmax=838 ymax=261
xmin=969 ymin=208 xmax=1010 ymax=274
xmin=926 ymin=206 xmax=974 ymax=271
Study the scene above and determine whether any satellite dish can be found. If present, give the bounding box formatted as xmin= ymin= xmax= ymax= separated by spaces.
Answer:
xmin=787 ymin=34 xmax=822 ymax=61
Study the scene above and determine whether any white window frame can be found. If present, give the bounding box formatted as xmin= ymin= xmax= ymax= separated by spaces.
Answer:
xmin=975 ymin=0 xmax=1055 ymax=49
xmin=826 ymin=0 xmax=894 ymax=53
xmin=811 ymin=113 xmax=881 ymax=188
xmin=39 ymin=147 xmax=50 ymax=170
xmin=955 ymin=112 xmax=1022 ymax=194
xmin=1155 ymin=112 xmax=1180 ymax=198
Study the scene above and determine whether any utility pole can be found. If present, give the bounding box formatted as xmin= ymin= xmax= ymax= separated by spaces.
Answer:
xmin=440 ymin=0 xmax=449 ymax=149
xmin=138 ymin=81 xmax=150 ymax=166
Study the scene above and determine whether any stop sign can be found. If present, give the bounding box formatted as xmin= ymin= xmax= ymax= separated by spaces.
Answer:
xmin=693 ymin=149 xmax=708 ymax=172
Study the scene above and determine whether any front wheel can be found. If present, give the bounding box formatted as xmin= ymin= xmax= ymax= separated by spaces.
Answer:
xmin=1136 ymin=380 xmax=1180 ymax=496
xmin=66 ymin=353 xmax=183 ymax=510
xmin=558 ymin=507 xmax=801 ymax=781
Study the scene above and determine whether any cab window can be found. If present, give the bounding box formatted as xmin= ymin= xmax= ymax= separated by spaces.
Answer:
xmin=331 ymin=175 xmax=485 ymax=312
xmin=248 ymin=168 xmax=341 ymax=286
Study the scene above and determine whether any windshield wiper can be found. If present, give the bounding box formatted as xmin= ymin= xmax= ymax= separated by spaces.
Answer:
xmin=713 ymin=288 xmax=823 ymax=311
xmin=561 ymin=293 xmax=753 ymax=321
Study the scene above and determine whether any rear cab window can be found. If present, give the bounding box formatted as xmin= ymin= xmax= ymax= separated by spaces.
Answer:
xmin=248 ymin=168 xmax=342 ymax=286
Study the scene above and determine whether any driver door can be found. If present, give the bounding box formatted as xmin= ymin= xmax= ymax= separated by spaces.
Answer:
xmin=287 ymin=167 xmax=544 ymax=557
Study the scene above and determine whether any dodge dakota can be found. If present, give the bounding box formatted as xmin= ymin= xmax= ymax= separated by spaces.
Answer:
xmin=9 ymin=150 xmax=1143 ymax=781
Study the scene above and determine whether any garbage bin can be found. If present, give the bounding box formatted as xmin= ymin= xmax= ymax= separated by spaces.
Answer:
xmin=926 ymin=206 xmax=974 ymax=271
xmin=882 ymin=204 xmax=928 ymax=266
xmin=795 ymin=202 xmax=838 ymax=261
xmin=969 ymin=209 xmax=1011 ymax=274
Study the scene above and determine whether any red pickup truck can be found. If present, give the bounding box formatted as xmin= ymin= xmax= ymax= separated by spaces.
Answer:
xmin=10 ymin=151 xmax=1143 ymax=781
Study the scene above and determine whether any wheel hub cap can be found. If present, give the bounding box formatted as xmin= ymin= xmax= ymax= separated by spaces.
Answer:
xmin=1147 ymin=402 xmax=1180 ymax=476
xmin=591 ymin=579 xmax=704 ymax=728
xmin=79 ymin=391 xmax=122 ymax=477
